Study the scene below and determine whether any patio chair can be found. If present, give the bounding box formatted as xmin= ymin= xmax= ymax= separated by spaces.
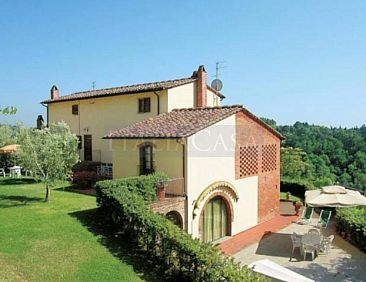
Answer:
xmin=303 ymin=244 xmax=317 ymax=261
xmin=290 ymin=232 xmax=302 ymax=261
xmin=317 ymin=210 xmax=332 ymax=228
xmin=298 ymin=207 xmax=314 ymax=225
xmin=318 ymin=235 xmax=334 ymax=254
xmin=308 ymin=228 xmax=321 ymax=235
xmin=0 ymin=168 xmax=5 ymax=177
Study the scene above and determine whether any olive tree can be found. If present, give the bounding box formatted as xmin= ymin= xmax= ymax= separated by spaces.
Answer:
xmin=0 ymin=106 xmax=17 ymax=115
xmin=18 ymin=122 xmax=79 ymax=202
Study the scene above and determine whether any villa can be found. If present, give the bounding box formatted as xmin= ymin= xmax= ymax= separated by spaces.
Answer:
xmin=42 ymin=66 xmax=284 ymax=242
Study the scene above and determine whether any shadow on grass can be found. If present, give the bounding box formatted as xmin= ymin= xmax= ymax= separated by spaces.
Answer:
xmin=69 ymin=208 xmax=159 ymax=282
xmin=0 ymin=177 xmax=37 ymax=186
xmin=54 ymin=186 xmax=96 ymax=197
xmin=0 ymin=194 xmax=43 ymax=208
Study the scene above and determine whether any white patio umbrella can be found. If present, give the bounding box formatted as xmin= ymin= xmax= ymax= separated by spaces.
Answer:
xmin=249 ymin=259 xmax=314 ymax=282
xmin=305 ymin=185 xmax=366 ymax=208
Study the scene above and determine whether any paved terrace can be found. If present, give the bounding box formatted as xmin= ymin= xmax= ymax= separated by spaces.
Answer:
xmin=221 ymin=202 xmax=366 ymax=281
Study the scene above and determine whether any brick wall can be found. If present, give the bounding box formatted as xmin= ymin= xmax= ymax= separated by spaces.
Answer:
xmin=235 ymin=111 xmax=281 ymax=223
xmin=149 ymin=197 xmax=186 ymax=230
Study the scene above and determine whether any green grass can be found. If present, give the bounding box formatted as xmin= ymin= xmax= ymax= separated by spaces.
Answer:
xmin=280 ymin=191 xmax=302 ymax=202
xmin=0 ymin=177 xmax=144 ymax=282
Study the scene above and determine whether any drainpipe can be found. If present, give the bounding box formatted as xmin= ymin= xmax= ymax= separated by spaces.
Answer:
xmin=40 ymin=102 xmax=48 ymax=127
xmin=153 ymin=91 xmax=160 ymax=115
xmin=177 ymin=138 xmax=188 ymax=232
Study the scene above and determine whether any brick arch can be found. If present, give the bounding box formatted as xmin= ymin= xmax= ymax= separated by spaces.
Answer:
xmin=193 ymin=181 xmax=238 ymax=219
xmin=165 ymin=210 xmax=183 ymax=229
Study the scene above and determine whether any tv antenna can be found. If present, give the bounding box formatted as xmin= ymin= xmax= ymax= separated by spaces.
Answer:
xmin=211 ymin=61 xmax=226 ymax=92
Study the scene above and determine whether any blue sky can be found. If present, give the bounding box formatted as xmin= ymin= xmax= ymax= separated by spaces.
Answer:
xmin=0 ymin=0 xmax=365 ymax=127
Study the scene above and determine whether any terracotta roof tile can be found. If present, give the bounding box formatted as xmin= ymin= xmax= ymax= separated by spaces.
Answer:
xmin=42 ymin=77 xmax=196 ymax=104
xmin=104 ymin=105 xmax=284 ymax=140
xmin=104 ymin=105 xmax=242 ymax=139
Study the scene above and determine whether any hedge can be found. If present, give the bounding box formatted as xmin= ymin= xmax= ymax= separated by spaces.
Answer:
xmin=280 ymin=178 xmax=315 ymax=201
xmin=336 ymin=207 xmax=366 ymax=253
xmin=96 ymin=174 xmax=267 ymax=281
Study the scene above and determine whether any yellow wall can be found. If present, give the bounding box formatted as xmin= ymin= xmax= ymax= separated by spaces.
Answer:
xmin=48 ymin=82 xmax=221 ymax=163
xmin=112 ymin=139 xmax=184 ymax=179
xmin=167 ymin=83 xmax=195 ymax=111
xmin=48 ymin=90 xmax=167 ymax=163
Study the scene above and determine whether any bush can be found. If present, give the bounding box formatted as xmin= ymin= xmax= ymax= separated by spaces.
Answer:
xmin=96 ymin=172 xmax=168 ymax=203
xmin=280 ymin=178 xmax=315 ymax=201
xmin=96 ymin=174 xmax=267 ymax=281
xmin=72 ymin=161 xmax=100 ymax=172
xmin=73 ymin=171 xmax=97 ymax=188
xmin=336 ymin=207 xmax=366 ymax=253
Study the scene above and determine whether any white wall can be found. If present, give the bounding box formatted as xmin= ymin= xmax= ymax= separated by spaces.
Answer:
xmin=186 ymin=114 xmax=258 ymax=238
xmin=167 ymin=82 xmax=195 ymax=111
xmin=207 ymin=88 xmax=221 ymax=107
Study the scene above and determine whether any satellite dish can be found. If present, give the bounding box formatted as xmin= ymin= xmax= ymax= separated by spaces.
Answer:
xmin=211 ymin=79 xmax=223 ymax=91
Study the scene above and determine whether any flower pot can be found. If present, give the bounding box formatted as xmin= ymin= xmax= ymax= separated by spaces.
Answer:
xmin=156 ymin=183 xmax=166 ymax=201
xmin=293 ymin=202 xmax=302 ymax=216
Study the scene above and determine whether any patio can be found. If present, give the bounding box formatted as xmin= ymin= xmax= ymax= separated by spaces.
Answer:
xmin=233 ymin=213 xmax=366 ymax=281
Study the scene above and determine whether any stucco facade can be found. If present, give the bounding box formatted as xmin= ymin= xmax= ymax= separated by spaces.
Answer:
xmin=186 ymin=115 xmax=259 ymax=238
xmin=48 ymin=91 xmax=164 ymax=163
xmin=47 ymin=80 xmax=221 ymax=164
xmin=109 ymin=109 xmax=281 ymax=242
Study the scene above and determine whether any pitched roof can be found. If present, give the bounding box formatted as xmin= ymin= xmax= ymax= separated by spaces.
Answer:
xmin=42 ymin=76 xmax=225 ymax=104
xmin=42 ymin=77 xmax=196 ymax=104
xmin=103 ymin=105 xmax=284 ymax=140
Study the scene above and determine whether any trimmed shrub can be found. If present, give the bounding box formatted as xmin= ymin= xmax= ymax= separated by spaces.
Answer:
xmin=96 ymin=172 xmax=168 ymax=203
xmin=96 ymin=174 xmax=267 ymax=281
xmin=280 ymin=178 xmax=315 ymax=201
xmin=336 ymin=207 xmax=366 ymax=253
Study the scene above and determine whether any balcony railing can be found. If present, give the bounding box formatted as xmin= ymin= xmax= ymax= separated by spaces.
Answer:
xmin=165 ymin=178 xmax=185 ymax=197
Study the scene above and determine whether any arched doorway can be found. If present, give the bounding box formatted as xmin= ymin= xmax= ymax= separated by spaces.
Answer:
xmin=166 ymin=211 xmax=183 ymax=229
xmin=199 ymin=196 xmax=230 ymax=243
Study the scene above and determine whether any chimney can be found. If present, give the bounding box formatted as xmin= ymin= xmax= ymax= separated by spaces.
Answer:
xmin=50 ymin=85 xmax=59 ymax=100
xmin=36 ymin=115 xmax=44 ymax=129
xmin=195 ymin=65 xmax=207 ymax=108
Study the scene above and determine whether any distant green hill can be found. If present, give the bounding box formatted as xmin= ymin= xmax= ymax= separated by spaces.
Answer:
xmin=262 ymin=118 xmax=366 ymax=190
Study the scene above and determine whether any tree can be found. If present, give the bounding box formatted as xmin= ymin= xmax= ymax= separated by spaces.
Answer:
xmin=0 ymin=106 xmax=17 ymax=115
xmin=281 ymin=147 xmax=310 ymax=180
xmin=18 ymin=122 xmax=79 ymax=202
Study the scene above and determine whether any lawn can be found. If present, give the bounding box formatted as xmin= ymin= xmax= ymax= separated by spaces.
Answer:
xmin=280 ymin=191 xmax=302 ymax=203
xmin=0 ymin=177 xmax=144 ymax=281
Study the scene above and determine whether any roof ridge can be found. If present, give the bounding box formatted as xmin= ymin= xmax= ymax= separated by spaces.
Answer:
xmin=63 ymin=76 xmax=195 ymax=97
xmin=171 ymin=105 xmax=243 ymax=111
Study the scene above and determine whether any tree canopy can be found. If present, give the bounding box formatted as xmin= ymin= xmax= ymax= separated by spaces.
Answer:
xmin=262 ymin=119 xmax=366 ymax=190
xmin=0 ymin=106 xmax=17 ymax=115
xmin=18 ymin=122 xmax=79 ymax=202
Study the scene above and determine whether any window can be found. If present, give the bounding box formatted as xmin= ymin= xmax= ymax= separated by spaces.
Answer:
xmin=84 ymin=135 xmax=92 ymax=161
xmin=138 ymin=98 xmax=151 ymax=113
xmin=77 ymin=135 xmax=82 ymax=149
xmin=72 ymin=104 xmax=79 ymax=115
xmin=139 ymin=143 xmax=154 ymax=175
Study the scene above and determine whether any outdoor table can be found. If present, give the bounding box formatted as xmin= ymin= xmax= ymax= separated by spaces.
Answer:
xmin=9 ymin=166 xmax=21 ymax=178
xmin=301 ymin=233 xmax=321 ymax=251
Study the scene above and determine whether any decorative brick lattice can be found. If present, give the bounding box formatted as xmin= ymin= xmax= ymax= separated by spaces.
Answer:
xmin=239 ymin=146 xmax=259 ymax=177
xmin=262 ymin=144 xmax=277 ymax=172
